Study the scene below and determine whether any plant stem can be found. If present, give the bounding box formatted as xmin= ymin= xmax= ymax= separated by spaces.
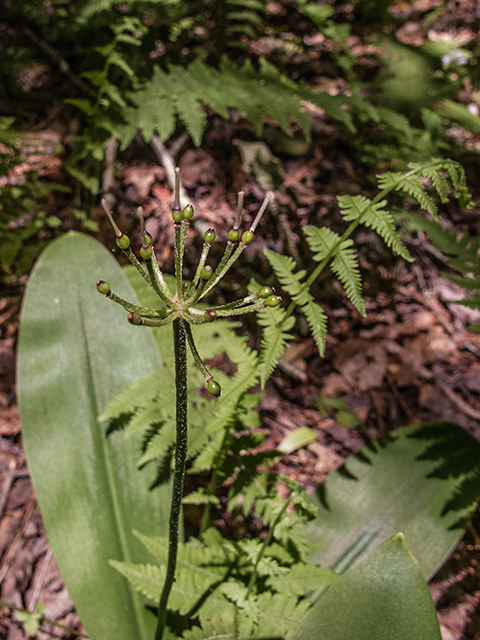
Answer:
xmin=200 ymin=426 xmax=232 ymax=533
xmin=0 ymin=599 xmax=88 ymax=638
xmin=245 ymin=497 xmax=292 ymax=599
xmin=199 ymin=243 xmax=247 ymax=300
xmin=155 ymin=318 xmax=189 ymax=640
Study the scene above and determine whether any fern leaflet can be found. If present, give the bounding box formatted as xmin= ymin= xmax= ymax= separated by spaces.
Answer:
xmin=337 ymin=195 xmax=412 ymax=262
xmin=258 ymin=304 xmax=295 ymax=388
xmin=303 ymin=227 xmax=366 ymax=316
xmin=263 ymin=250 xmax=328 ymax=356
xmin=301 ymin=295 xmax=328 ymax=356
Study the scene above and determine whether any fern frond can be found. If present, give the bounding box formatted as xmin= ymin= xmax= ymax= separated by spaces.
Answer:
xmin=420 ymin=165 xmax=450 ymax=204
xmin=442 ymin=470 xmax=480 ymax=515
xmin=458 ymin=293 xmax=480 ymax=310
xmin=252 ymin=592 xmax=312 ymax=638
xmin=258 ymin=305 xmax=295 ymax=388
xmin=167 ymin=65 xmax=207 ymax=145
xmin=137 ymin=418 xmax=176 ymax=466
xmin=302 ymin=226 xmax=341 ymax=262
xmin=301 ymin=295 xmax=328 ymax=356
xmin=376 ymin=171 xmax=438 ymax=218
xmin=113 ymin=532 xmax=234 ymax=620
xmin=119 ymin=49 xmax=363 ymax=148
xmin=304 ymin=227 xmax=365 ymax=316
xmin=337 ymin=195 xmax=412 ymax=261
xmin=123 ymin=401 xmax=165 ymax=438
xmin=182 ymin=620 xmax=235 ymax=640
xmin=375 ymin=107 xmax=413 ymax=139
xmin=264 ymin=249 xmax=308 ymax=303
xmin=98 ymin=368 xmax=160 ymax=421
xmin=109 ymin=560 xmax=163 ymax=601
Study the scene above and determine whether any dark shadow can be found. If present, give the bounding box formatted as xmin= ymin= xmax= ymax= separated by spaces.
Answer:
xmin=105 ymin=412 xmax=133 ymax=435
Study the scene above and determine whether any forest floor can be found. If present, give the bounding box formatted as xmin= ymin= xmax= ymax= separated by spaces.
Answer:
xmin=2 ymin=1 xmax=480 ymax=638
xmin=2 ymin=138 xmax=480 ymax=639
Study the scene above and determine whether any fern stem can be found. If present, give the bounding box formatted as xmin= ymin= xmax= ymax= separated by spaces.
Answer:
xmin=245 ymin=497 xmax=292 ymax=599
xmin=155 ymin=318 xmax=189 ymax=640
xmin=282 ymin=161 xmax=442 ymax=323
xmin=200 ymin=426 xmax=231 ymax=533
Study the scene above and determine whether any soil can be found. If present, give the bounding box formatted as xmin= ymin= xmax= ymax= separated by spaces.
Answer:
xmin=2 ymin=144 xmax=480 ymax=638
xmin=2 ymin=1 xmax=480 ymax=638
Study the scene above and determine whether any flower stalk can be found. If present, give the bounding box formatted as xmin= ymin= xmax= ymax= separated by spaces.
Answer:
xmin=97 ymin=173 xmax=277 ymax=640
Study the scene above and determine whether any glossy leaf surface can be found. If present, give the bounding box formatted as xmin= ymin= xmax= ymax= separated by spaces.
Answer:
xmin=305 ymin=423 xmax=480 ymax=579
xmin=292 ymin=534 xmax=441 ymax=640
xmin=18 ymin=233 xmax=171 ymax=640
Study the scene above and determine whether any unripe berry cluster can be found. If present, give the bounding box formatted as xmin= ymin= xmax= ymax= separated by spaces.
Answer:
xmin=97 ymin=171 xmax=279 ymax=397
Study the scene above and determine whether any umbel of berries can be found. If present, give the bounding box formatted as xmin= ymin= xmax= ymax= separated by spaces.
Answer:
xmin=97 ymin=168 xmax=280 ymax=397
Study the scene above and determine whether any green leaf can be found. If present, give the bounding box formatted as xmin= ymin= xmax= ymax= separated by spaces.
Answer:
xmin=16 ymin=602 xmax=47 ymax=637
xmin=301 ymin=295 xmax=327 ymax=356
xmin=305 ymin=423 xmax=480 ymax=580
xmin=267 ymin=563 xmax=338 ymax=596
xmin=437 ymin=99 xmax=480 ymax=135
xmin=376 ymin=170 xmax=438 ymax=218
xmin=17 ymin=233 xmax=171 ymax=640
xmin=65 ymin=165 xmax=100 ymax=194
xmin=337 ymin=195 xmax=412 ymax=262
xmin=335 ymin=409 xmax=364 ymax=429
xmin=264 ymin=249 xmax=307 ymax=303
xmin=291 ymin=535 xmax=441 ymax=640
xmin=277 ymin=427 xmax=317 ymax=455
xmin=303 ymin=226 xmax=340 ymax=263
xmin=258 ymin=306 xmax=295 ymax=388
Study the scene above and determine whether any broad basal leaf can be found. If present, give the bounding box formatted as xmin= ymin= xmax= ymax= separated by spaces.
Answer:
xmin=291 ymin=535 xmax=441 ymax=640
xmin=305 ymin=423 xmax=480 ymax=580
xmin=18 ymin=233 xmax=171 ymax=640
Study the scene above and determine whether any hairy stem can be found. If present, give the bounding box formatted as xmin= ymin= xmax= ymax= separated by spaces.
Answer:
xmin=155 ymin=318 xmax=188 ymax=640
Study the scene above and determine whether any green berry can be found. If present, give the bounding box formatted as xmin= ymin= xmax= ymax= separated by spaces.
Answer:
xmin=182 ymin=204 xmax=194 ymax=220
xmin=140 ymin=245 xmax=153 ymax=260
xmin=206 ymin=310 xmax=216 ymax=322
xmin=96 ymin=280 xmax=110 ymax=295
xmin=144 ymin=231 xmax=153 ymax=246
xmin=116 ymin=234 xmax=130 ymax=250
xmin=258 ymin=286 xmax=273 ymax=299
xmin=172 ymin=209 xmax=183 ymax=223
xmin=228 ymin=229 xmax=240 ymax=242
xmin=204 ymin=228 xmax=216 ymax=243
xmin=201 ymin=265 xmax=213 ymax=280
xmin=265 ymin=295 xmax=281 ymax=308
xmin=242 ymin=230 xmax=254 ymax=244
xmin=207 ymin=379 xmax=221 ymax=397
xmin=128 ymin=312 xmax=142 ymax=325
